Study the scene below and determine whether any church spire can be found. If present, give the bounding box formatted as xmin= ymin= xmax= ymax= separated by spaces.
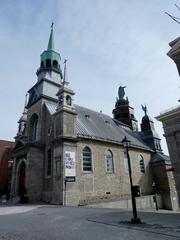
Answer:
xmin=47 ymin=22 xmax=55 ymax=51
xmin=38 ymin=22 xmax=62 ymax=77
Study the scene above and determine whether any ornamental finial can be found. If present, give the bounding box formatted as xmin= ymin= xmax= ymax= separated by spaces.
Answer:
xmin=51 ymin=22 xmax=54 ymax=30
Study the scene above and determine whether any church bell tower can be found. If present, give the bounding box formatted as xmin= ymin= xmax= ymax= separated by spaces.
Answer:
xmin=140 ymin=105 xmax=162 ymax=152
xmin=55 ymin=59 xmax=77 ymax=138
xmin=27 ymin=23 xmax=63 ymax=108
xmin=112 ymin=86 xmax=138 ymax=131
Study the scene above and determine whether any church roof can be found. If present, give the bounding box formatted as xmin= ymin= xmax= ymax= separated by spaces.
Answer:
xmin=152 ymin=152 xmax=171 ymax=165
xmin=45 ymin=102 xmax=152 ymax=151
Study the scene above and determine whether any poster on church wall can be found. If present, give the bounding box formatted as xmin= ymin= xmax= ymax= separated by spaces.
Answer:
xmin=65 ymin=151 xmax=76 ymax=180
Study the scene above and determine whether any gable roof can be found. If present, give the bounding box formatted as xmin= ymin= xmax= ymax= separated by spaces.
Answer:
xmin=45 ymin=102 xmax=152 ymax=152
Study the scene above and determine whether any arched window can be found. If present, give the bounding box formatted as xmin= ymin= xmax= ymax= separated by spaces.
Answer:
xmin=139 ymin=155 xmax=145 ymax=173
xmin=53 ymin=60 xmax=58 ymax=68
xmin=82 ymin=146 xmax=92 ymax=172
xmin=32 ymin=118 xmax=38 ymax=140
xmin=30 ymin=114 xmax=39 ymax=141
xmin=66 ymin=95 xmax=72 ymax=106
xmin=105 ymin=150 xmax=114 ymax=173
xmin=46 ymin=59 xmax=51 ymax=67
xmin=47 ymin=149 xmax=52 ymax=176
xmin=124 ymin=152 xmax=129 ymax=173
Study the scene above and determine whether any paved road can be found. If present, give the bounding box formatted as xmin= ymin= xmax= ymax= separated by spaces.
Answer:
xmin=0 ymin=204 xmax=180 ymax=240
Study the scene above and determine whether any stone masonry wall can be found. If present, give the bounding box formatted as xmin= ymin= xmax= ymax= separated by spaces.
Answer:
xmin=26 ymin=147 xmax=44 ymax=201
xmin=161 ymin=114 xmax=180 ymax=209
xmin=64 ymin=139 xmax=152 ymax=206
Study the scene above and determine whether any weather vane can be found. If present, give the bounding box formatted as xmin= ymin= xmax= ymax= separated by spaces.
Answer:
xmin=141 ymin=104 xmax=147 ymax=116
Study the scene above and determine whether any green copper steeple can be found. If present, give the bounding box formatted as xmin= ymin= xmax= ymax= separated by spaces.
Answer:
xmin=39 ymin=23 xmax=61 ymax=72
xmin=47 ymin=22 xmax=55 ymax=51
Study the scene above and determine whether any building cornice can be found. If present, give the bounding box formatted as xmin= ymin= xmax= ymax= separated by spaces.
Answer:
xmin=156 ymin=105 xmax=180 ymax=121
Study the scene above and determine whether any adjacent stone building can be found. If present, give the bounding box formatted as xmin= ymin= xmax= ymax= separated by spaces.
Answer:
xmin=0 ymin=140 xmax=14 ymax=199
xmin=11 ymin=26 xmax=178 ymax=209
xmin=156 ymin=37 xmax=180 ymax=210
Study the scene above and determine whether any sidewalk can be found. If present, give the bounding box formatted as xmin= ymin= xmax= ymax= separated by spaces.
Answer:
xmin=86 ymin=208 xmax=180 ymax=239
xmin=0 ymin=204 xmax=180 ymax=239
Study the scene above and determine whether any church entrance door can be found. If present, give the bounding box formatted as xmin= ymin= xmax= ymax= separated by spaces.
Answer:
xmin=18 ymin=162 xmax=26 ymax=196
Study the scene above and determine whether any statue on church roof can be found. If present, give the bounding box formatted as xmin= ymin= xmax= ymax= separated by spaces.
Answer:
xmin=118 ymin=86 xmax=126 ymax=100
xmin=141 ymin=104 xmax=147 ymax=115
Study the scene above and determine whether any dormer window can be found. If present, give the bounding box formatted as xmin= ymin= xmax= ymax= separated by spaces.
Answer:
xmin=105 ymin=120 xmax=110 ymax=125
xmin=85 ymin=114 xmax=90 ymax=119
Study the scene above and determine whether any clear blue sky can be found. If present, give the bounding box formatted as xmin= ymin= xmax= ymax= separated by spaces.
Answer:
xmin=0 ymin=0 xmax=180 ymax=154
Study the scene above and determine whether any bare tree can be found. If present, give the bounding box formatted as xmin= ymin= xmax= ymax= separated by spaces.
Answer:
xmin=165 ymin=4 xmax=180 ymax=24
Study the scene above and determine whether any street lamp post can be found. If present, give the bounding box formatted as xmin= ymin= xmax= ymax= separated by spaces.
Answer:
xmin=121 ymin=136 xmax=141 ymax=224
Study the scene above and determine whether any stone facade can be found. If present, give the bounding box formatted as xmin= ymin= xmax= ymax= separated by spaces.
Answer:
xmin=64 ymin=140 xmax=153 ymax=205
xmin=156 ymin=107 xmax=180 ymax=209
xmin=156 ymin=37 xmax=180 ymax=210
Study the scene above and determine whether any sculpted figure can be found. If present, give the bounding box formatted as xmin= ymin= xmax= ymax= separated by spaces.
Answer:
xmin=141 ymin=104 xmax=147 ymax=115
xmin=118 ymin=86 xmax=126 ymax=99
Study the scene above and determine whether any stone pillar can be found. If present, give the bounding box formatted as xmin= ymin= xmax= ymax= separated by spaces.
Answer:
xmin=166 ymin=134 xmax=180 ymax=209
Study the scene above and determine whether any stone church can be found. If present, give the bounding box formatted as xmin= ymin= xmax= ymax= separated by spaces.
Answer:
xmin=11 ymin=26 xmax=178 ymax=209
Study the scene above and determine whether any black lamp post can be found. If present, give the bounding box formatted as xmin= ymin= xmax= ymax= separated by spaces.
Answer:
xmin=121 ymin=136 xmax=141 ymax=224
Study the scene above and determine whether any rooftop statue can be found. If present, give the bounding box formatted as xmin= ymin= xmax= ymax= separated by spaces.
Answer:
xmin=141 ymin=104 xmax=147 ymax=115
xmin=118 ymin=86 xmax=126 ymax=99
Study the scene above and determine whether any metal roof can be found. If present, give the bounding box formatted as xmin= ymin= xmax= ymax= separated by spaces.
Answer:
xmin=45 ymin=102 xmax=152 ymax=151
xmin=152 ymin=152 xmax=171 ymax=165
xmin=45 ymin=101 xmax=57 ymax=114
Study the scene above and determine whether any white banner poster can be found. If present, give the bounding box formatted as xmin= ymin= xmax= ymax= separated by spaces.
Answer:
xmin=65 ymin=151 xmax=76 ymax=177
